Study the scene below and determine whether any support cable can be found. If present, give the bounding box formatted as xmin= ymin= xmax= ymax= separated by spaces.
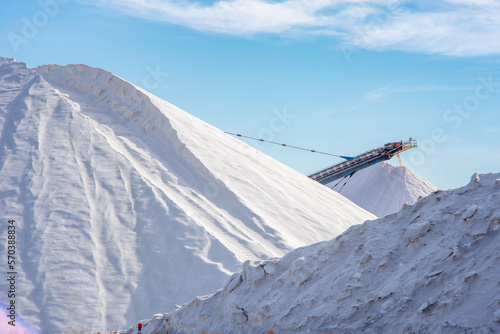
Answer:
xmin=225 ymin=132 xmax=351 ymax=159
xmin=332 ymin=176 xmax=347 ymax=189
xmin=338 ymin=173 xmax=354 ymax=192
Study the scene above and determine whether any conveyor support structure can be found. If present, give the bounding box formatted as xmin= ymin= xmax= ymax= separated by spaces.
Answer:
xmin=308 ymin=139 xmax=417 ymax=185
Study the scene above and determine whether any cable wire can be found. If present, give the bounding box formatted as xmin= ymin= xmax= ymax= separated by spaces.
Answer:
xmin=338 ymin=173 xmax=353 ymax=192
xmin=225 ymin=132 xmax=348 ymax=159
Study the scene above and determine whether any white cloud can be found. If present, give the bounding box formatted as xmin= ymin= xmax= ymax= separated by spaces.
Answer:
xmin=365 ymin=84 xmax=476 ymax=100
xmin=444 ymin=0 xmax=498 ymax=6
xmin=82 ymin=0 xmax=500 ymax=56
xmin=355 ymin=6 xmax=500 ymax=56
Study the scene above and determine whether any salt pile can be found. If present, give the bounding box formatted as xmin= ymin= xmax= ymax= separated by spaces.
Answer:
xmin=0 ymin=57 xmax=373 ymax=333
xmin=329 ymin=161 xmax=438 ymax=217
xmin=129 ymin=172 xmax=500 ymax=334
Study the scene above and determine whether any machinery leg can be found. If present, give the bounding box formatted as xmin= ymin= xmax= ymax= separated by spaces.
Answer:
xmin=397 ymin=153 xmax=403 ymax=167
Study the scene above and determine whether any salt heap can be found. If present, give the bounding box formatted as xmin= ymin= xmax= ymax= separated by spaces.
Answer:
xmin=329 ymin=161 xmax=438 ymax=217
xmin=0 ymin=57 xmax=373 ymax=333
xmin=129 ymin=172 xmax=500 ymax=334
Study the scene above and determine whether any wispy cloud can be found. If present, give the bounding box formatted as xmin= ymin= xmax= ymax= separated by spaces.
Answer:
xmin=81 ymin=0 xmax=500 ymax=56
xmin=313 ymin=107 xmax=342 ymax=118
xmin=365 ymin=84 xmax=476 ymax=101
xmin=483 ymin=126 xmax=500 ymax=133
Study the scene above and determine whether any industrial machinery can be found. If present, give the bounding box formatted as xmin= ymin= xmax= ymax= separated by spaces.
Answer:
xmin=308 ymin=139 xmax=417 ymax=185
xmin=226 ymin=132 xmax=417 ymax=186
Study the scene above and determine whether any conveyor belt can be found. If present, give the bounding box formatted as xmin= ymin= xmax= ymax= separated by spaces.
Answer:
xmin=309 ymin=139 xmax=417 ymax=185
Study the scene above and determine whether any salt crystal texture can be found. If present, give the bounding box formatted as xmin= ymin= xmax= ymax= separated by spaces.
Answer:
xmin=130 ymin=173 xmax=500 ymax=334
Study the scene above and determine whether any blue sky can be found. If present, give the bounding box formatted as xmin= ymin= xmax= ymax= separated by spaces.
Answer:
xmin=1 ymin=0 xmax=499 ymax=189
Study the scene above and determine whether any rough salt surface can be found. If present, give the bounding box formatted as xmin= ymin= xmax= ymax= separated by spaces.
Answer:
xmin=129 ymin=172 xmax=500 ymax=334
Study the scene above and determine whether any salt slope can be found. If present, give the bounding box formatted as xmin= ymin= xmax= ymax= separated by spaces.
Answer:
xmin=0 ymin=57 xmax=373 ymax=333
xmin=131 ymin=172 xmax=500 ymax=334
xmin=329 ymin=161 xmax=438 ymax=217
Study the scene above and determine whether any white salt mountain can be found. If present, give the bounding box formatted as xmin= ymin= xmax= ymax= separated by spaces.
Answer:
xmin=0 ymin=57 xmax=374 ymax=333
xmin=129 ymin=172 xmax=500 ymax=334
xmin=328 ymin=161 xmax=438 ymax=217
